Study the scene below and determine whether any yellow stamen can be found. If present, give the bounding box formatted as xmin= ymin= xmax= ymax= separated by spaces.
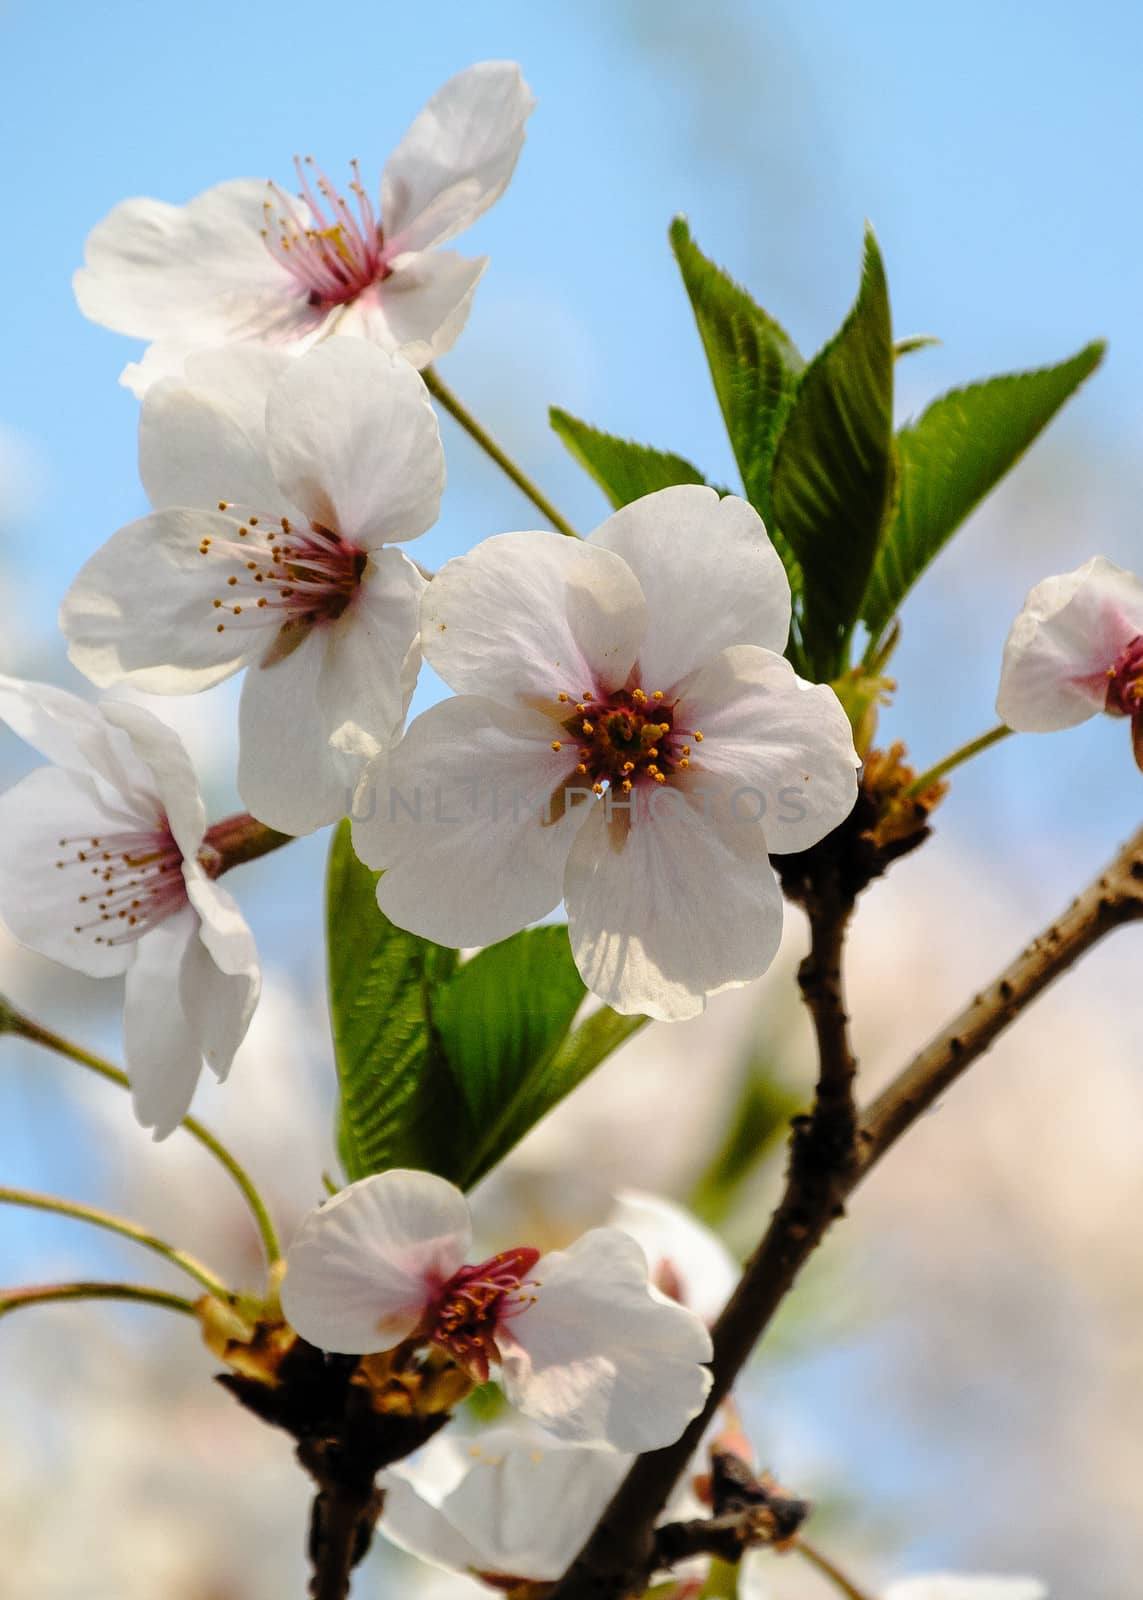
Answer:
xmin=652 ymin=689 xmax=664 ymax=701
xmin=551 ymin=741 xmax=563 ymax=752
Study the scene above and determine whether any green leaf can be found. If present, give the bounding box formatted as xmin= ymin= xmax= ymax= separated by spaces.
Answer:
xmin=434 ymin=927 xmax=586 ymax=1140
xmin=861 ymin=339 xmax=1107 ymax=644
xmin=441 ymin=929 xmax=648 ymax=1188
xmin=669 ymin=216 xmax=803 ymax=576
xmin=549 ymin=408 xmax=708 ymax=508
xmin=770 ymin=224 xmax=895 ymax=679
xmin=326 ymin=820 xmax=460 ymax=1182
xmin=462 ymin=1004 xmax=646 ymax=1188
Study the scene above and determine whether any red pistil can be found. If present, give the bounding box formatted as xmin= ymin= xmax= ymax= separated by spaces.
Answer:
xmin=427 ymin=1247 xmax=540 ymax=1383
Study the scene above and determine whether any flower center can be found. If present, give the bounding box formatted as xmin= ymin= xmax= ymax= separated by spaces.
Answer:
xmin=1105 ymin=634 xmax=1143 ymax=716
xmin=427 ymin=1247 xmax=540 ymax=1383
xmin=551 ymin=687 xmax=703 ymax=796
xmin=54 ymin=823 xmax=186 ymax=947
xmin=201 ymin=508 xmax=367 ymax=644
xmin=262 ymin=157 xmax=390 ymax=308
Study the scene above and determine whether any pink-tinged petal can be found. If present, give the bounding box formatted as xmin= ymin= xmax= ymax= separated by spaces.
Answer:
xmin=140 ymin=346 xmax=291 ymax=514
xmin=356 ymin=696 xmax=588 ymax=949
xmin=318 ymin=548 xmax=426 ymax=755
xmin=61 ymin=511 xmax=262 ymax=693
xmin=606 ymin=1191 xmax=738 ymax=1325
xmin=340 ymin=251 xmax=487 ymax=368
xmin=499 ymin=1228 xmax=713 ymax=1450
xmin=119 ymin=298 xmax=332 ymax=398
xmin=423 ymin=531 xmax=647 ymax=705
xmin=280 ymin=1170 xmax=472 ymax=1354
xmin=590 ymin=487 xmax=791 ymax=688
xmin=887 ymin=1579 xmax=1047 ymax=1600
xmin=265 ymin=340 xmax=444 ymax=547
xmin=675 ymin=645 xmax=859 ymax=854
xmin=0 ymin=673 xmax=157 ymax=800
xmin=0 ymin=766 xmax=144 ymax=979
xmin=997 ymin=556 xmax=1143 ymax=731
xmin=382 ymin=62 xmax=535 ymax=255
xmin=123 ymin=907 xmax=206 ymax=1139
xmin=181 ymin=869 xmax=260 ymax=1078
xmin=237 ymin=627 xmax=362 ymax=835
xmin=564 ymin=775 xmax=784 ymax=1021
xmin=74 ymin=179 xmax=290 ymax=341
xmin=99 ymin=701 xmax=206 ymax=860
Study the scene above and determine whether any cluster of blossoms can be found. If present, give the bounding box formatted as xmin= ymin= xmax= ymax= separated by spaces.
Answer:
xmin=0 ymin=51 xmax=1075 ymax=1600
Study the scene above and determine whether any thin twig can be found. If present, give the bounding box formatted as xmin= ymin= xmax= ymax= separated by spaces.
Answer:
xmin=905 ymin=723 xmax=1013 ymax=798
xmin=547 ymin=820 xmax=1143 ymax=1599
xmin=423 ymin=366 xmax=581 ymax=539
xmin=4 ymin=1012 xmax=282 ymax=1266
xmin=0 ymin=1280 xmax=198 ymax=1320
xmin=0 ymin=1184 xmax=230 ymax=1298
xmin=795 ymin=1537 xmax=876 ymax=1600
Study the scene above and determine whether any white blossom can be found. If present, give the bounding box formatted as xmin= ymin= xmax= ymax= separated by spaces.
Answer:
xmin=0 ymin=676 xmax=259 ymax=1138
xmin=380 ymin=1425 xmax=628 ymax=1583
xmin=60 ymin=339 xmax=442 ymax=835
xmin=280 ymin=1168 xmax=713 ymax=1450
xmin=885 ymin=1577 xmax=1047 ymax=1600
xmin=997 ymin=555 xmax=1143 ymax=767
xmin=606 ymin=1189 xmax=737 ymax=1324
xmin=353 ymin=485 xmax=860 ymax=1019
xmin=74 ymin=62 xmax=535 ymax=394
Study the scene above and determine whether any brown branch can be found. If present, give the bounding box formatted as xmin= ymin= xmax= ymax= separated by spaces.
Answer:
xmin=547 ymin=820 xmax=1143 ymax=1600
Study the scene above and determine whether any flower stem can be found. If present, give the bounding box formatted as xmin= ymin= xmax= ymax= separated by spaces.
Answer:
xmin=795 ymin=1538 xmax=876 ymax=1600
xmin=422 ymin=366 xmax=580 ymax=539
xmin=201 ymin=811 xmax=294 ymax=877
xmin=0 ymin=1184 xmax=231 ymax=1298
xmin=905 ymin=723 xmax=1013 ymax=797
xmin=0 ymin=1280 xmax=198 ymax=1320
xmin=3 ymin=1009 xmax=282 ymax=1266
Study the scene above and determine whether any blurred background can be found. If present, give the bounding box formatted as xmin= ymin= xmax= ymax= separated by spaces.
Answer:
xmin=2 ymin=0 xmax=1142 ymax=1594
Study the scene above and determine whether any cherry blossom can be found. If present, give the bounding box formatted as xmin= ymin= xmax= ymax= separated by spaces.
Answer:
xmin=997 ymin=556 xmax=1143 ymax=769
xmin=74 ymin=62 xmax=534 ymax=395
xmin=606 ymin=1190 xmax=738 ymax=1324
xmin=60 ymin=339 xmax=441 ymax=835
xmin=280 ymin=1168 xmax=713 ymax=1450
xmin=0 ymin=676 xmax=259 ymax=1139
xmin=380 ymin=1425 xmax=629 ymax=1583
xmin=352 ymin=485 xmax=860 ymax=1019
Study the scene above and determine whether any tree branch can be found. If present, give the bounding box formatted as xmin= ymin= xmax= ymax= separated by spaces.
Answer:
xmin=547 ymin=820 xmax=1143 ymax=1600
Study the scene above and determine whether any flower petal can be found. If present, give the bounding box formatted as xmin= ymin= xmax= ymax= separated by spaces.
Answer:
xmin=385 ymin=1431 xmax=628 ymax=1581
xmin=182 ymin=868 xmax=260 ymax=1078
xmin=265 ymin=340 xmax=444 ymax=548
xmin=338 ymin=252 xmax=488 ymax=369
xmin=99 ymin=701 xmax=206 ymax=860
xmin=0 ymin=766 xmax=142 ymax=978
xmin=123 ymin=907 xmax=207 ymax=1139
xmin=318 ymin=547 xmax=426 ymax=756
xmin=381 ymin=62 xmax=535 ymax=256
xmin=606 ymin=1191 xmax=738 ymax=1325
xmin=423 ymin=531 xmax=647 ymax=705
xmin=237 ymin=627 xmax=362 ymax=835
xmin=675 ymin=645 xmax=859 ymax=853
xmin=589 ymin=487 xmax=791 ymax=687
xmin=140 ymin=346 xmax=291 ymax=514
xmin=74 ymin=179 xmax=290 ymax=341
xmin=996 ymin=556 xmax=1143 ymax=731
xmin=563 ymin=776 xmax=785 ymax=1020
xmin=280 ymin=1170 xmax=472 ymax=1354
xmin=499 ymin=1227 xmax=713 ymax=1450
xmin=61 ymin=511 xmax=260 ymax=692
xmin=0 ymin=673 xmax=156 ymax=799
xmin=356 ymin=696 xmax=588 ymax=948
